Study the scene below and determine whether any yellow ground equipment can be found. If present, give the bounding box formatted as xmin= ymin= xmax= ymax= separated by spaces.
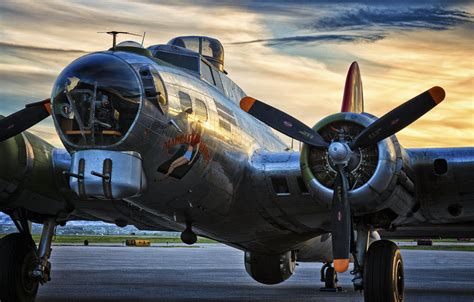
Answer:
xmin=125 ymin=239 xmax=151 ymax=247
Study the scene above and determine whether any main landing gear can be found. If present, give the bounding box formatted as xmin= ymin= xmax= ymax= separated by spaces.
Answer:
xmin=350 ymin=224 xmax=404 ymax=302
xmin=0 ymin=212 xmax=57 ymax=302
xmin=363 ymin=240 xmax=404 ymax=302
xmin=319 ymin=225 xmax=404 ymax=302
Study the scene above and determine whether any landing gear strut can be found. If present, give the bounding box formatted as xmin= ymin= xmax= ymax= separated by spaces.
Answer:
xmin=351 ymin=224 xmax=370 ymax=291
xmin=31 ymin=217 xmax=56 ymax=283
xmin=0 ymin=212 xmax=57 ymax=302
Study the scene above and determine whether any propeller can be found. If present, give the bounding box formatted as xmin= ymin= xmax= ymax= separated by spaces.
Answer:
xmin=350 ymin=86 xmax=445 ymax=149
xmin=240 ymin=97 xmax=328 ymax=148
xmin=240 ymin=86 xmax=445 ymax=273
xmin=331 ymin=164 xmax=351 ymax=273
xmin=0 ymin=99 xmax=51 ymax=142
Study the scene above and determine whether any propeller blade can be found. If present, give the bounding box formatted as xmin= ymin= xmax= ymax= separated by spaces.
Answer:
xmin=0 ymin=99 xmax=51 ymax=142
xmin=240 ymin=97 xmax=328 ymax=148
xmin=331 ymin=164 xmax=351 ymax=273
xmin=350 ymin=86 xmax=445 ymax=149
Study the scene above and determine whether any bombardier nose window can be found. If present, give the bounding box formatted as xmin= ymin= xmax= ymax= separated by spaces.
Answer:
xmin=51 ymin=53 xmax=142 ymax=146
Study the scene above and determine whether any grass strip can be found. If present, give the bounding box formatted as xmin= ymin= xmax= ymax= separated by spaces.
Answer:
xmin=0 ymin=234 xmax=215 ymax=244
xmin=399 ymin=245 xmax=474 ymax=252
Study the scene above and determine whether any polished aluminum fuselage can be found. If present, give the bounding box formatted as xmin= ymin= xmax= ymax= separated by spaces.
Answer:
xmin=2 ymin=49 xmax=472 ymax=262
xmin=62 ymin=51 xmax=474 ymax=257
xmin=104 ymin=52 xmax=326 ymax=254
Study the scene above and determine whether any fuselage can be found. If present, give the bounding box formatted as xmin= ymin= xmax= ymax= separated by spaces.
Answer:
xmin=121 ymin=51 xmax=321 ymax=252
xmin=49 ymin=48 xmax=330 ymax=255
xmin=45 ymin=43 xmax=474 ymax=257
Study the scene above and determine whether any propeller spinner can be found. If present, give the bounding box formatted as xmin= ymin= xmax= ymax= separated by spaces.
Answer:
xmin=240 ymin=86 xmax=445 ymax=273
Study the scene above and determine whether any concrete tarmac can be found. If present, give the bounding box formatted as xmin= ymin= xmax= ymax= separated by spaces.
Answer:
xmin=36 ymin=244 xmax=474 ymax=302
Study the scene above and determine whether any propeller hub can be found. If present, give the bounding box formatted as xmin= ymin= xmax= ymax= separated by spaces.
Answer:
xmin=306 ymin=119 xmax=378 ymax=190
xmin=328 ymin=142 xmax=351 ymax=165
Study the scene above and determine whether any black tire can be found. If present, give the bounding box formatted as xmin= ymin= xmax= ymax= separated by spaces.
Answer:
xmin=324 ymin=266 xmax=338 ymax=288
xmin=364 ymin=240 xmax=404 ymax=302
xmin=0 ymin=233 xmax=39 ymax=302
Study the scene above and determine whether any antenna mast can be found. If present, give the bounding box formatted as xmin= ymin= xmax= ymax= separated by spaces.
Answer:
xmin=98 ymin=31 xmax=142 ymax=50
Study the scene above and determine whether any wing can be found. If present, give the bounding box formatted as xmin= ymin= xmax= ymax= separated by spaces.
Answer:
xmin=381 ymin=147 xmax=474 ymax=239
xmin=241 ymin=145 xmax=474 ymax=250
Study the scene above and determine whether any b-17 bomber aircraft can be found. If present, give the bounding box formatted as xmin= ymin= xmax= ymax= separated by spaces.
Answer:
xmin=0 ymin=33 xmax=473 ymax=302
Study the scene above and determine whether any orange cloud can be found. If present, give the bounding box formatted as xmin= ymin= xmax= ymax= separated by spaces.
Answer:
xmin=0 ymin=1 xmax=472 ymax=149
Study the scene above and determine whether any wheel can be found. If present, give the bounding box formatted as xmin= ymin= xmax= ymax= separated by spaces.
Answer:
xmin=0 ymin=233 xmax=39 ymax=302
xmin=324 ymin=266 xmax=338 ymax=288
xmin=364 ymin=240 xmax=404 ymax=302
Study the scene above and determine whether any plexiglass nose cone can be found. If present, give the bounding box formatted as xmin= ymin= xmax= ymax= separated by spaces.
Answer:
xmin=51 ymin=53 xmax=141 ymax=147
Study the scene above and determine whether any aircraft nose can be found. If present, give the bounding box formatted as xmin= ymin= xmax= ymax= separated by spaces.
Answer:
xmin=50 ymin=53 xmax=142 ymax=147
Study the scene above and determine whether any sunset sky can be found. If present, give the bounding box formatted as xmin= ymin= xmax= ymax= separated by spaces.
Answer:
xmin=0 ymin=0 xmax=472 ymax=148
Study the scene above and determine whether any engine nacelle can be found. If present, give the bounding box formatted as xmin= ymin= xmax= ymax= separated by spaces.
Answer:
xmin=300 ymin=112 xmax=414 ymax=216
xmin=0 ymin=132 xmax=69 ymax=215
xmin=244 ymin=250 xmax=297 ymax=285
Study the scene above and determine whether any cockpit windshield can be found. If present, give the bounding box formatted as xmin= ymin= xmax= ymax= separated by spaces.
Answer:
xmin=51 ymin=53 xmax=141 ymax=147
xmin=168 ymin=36 xmax=224 ymax=72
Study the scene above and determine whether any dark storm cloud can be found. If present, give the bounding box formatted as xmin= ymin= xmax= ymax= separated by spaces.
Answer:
xmin=146 ymin=0 xmax=474 ymax=22
xmin=139 ymin=0 xmax=474 ymax=9
xmin=230 ymin=33 xmax=385 ymax=46
xmin=311 ymin=7 xmax=473 ymax=31
xmin=228 ymin=4 xmax=472 ymax=46
xmin=0 ymin=42 xmax=87 ymax=54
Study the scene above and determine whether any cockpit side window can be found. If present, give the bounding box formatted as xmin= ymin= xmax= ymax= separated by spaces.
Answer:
xmin=194 ymin=99 xmax=208 ymax=122
xmin=178 ymin=91 xmax=193 ymax=113
xmin=200 ymin=60 xmax=215 ymax=86
xmin=211 ymin=68 xmax=224 ymax=92
xmin=152 ymin=72 xmax=168 ymax=108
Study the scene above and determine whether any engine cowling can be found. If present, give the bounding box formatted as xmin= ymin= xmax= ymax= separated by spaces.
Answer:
xmin=244 ymin=250 xmax=297 ymax=285
xmin=300 ymin=112 xmax=412 ymax=216
xmin=0 ymin=131 xmax=69 ymax=215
